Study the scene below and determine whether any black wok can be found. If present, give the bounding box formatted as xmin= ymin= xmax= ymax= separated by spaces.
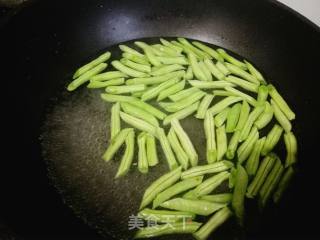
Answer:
xmin=1 ymin=0 xmax=320 ymax=239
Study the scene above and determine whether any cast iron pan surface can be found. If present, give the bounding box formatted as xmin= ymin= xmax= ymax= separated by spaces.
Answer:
xmin=1 ymin=0 xmax=320 ymax=239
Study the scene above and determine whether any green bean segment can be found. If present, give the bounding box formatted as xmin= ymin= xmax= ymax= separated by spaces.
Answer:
xmin=167 ymin=128 xmax=189 ymax=170
xmin=226 ymin=103 xmax=241 ymax=133
xmin=146 ymin=134 xmax=159 ymax=167
xmin=68 ymin=63 xmax=107 ymax=91
xmin=245 ymin=137 xmax=266 ymax=176
xmin=226 ymin=130 xmax=241 ymax=160
xmin=157 ymin=128 xmax=179 ymax=170
xmin=171 ymin=119 xmax=198 ymax=167
xmin=119 ymin=45 xmax=144 ymax=57
xmin=214 ymin=107 xmax=230 ymax=128
xmin=101 ymin=93 xmax=138 ymax=103
xmin=105 ymin=84 xmax=145 ymax=94
xmin=193 ymin=207 xmax=232 ymax=240
xmin=120 ymin=112 xmax=157 ymax=136
xmin=225 ymin=86 xmax=257 ymax=106
xmin=235 ymin=101 xmax=250 ymax=130
xmin=225 ymin=62 xmax=260 ymax=84
xmin=102 ymin=128 xmax=133 ymax=162
xmin=178 ymin=38 xmax=211 ymax=59
xmin=225 ymin=75 xmax=259 ymax=92
xmin=122 ymin=52 xmax=149 ymax=65
xmin=157 ymin=80 xmax=185 ymax=101
xmin=217 ymin=48 xmax=247 ymax=70
xmin=201 ymin=193 xmax=233 ymax=204
xmin=141 ymin=77 xmax=180 ymax=101
xmin=257 ymin=85 xmax=269 ymax=102
xmin=216 ymin=125 xmax=227 ymax=161
xmin=208 ymin=96 xmax=242 ymax=115
xmin=188 ymin=53 xmax=207 ymax=81
xmin=163 ymin=101 xmax=199 ymax=126
xmin=271 ymin=99 xmax=292 ymax=133
xmin=169 ymin=87 xmax=200 ymax=102
xmin=161 ymin=198 xmax=226 ymax=216
xmin=120 ymin=58 xmax=151 ymax=73
xmin=134 ymin=222 xmax=201 ymax=239
xmin=199 ymin=61 xmax=213 ymax=81
xmin=254 ymin=102 xmax=274 ymax=129
xmin=261 ymin=124 xmax=283 ymax=156
xmin=111 ymin=60 xmax=148 ymax=77
xmin=237 ymin=126 xmax=259 ymax=164
xmin=284 ymin=132 xmax=298 ymax=167
xmin=192 ymin=41 xmax=224 ymax=62
xmin=196 ymin=94 xmax=215 ymax=119
xmin=120 ymin=102 xmax=159 ymax=127
xmin=189 ymin=80 xmax=234 ymax=89
xmin=110 ymin=102 xmax=121 ymax=139
xmin=204 ymin=111 xmax=217 ymax=163
xmin=138 ymin=132 xmax=149 ymax=174
xmin=73 ymin=51 xmax=111 ymax=79
xmin=115 ymin=130 xmax=135 ymax=178
xmin=160 ymin=38 xmax=183 ymax=52
xmin=157 ymin=56 xmax=188 ymax=65
xmin=87 ymin=78 xmax=124 ymax=88
xmin=138 ymin=208 xmax=195 ymax=223
xmin=140 ymin=167 xmax=182 ymax=209
xmin=216 ymin=61 xmax=230 ymax=75
xmin=130 ymin=100 xmax=167 ymax=120
xmin=151 ymin=64 xmax=184 ymax=76
xmin=90 ymin=71 xmax=128 ymax=82
xmin=126 ymin=70 xmax=184 ymax=85
xmin=246 ymin=154 xmax=276 ymax=198
xmin=244 ymin=60 xmax=266 ymax=84
xmin=204 ymin=58 xmax=225 ymax=80
xmin=153 ymin=176 xmax=203 ymax=208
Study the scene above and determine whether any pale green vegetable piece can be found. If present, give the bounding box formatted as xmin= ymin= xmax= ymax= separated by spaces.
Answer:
xmin=216 ymin=61 xmax=230 ymax=75
xmin=192 ymin=41 xmax=224 ymax=62
xmin=73 ymin=51 xmax=111 ymax=79
xmin=141 ymin=77 xmax=180 ymax=101
xmin=261 ymin=124 xmax=284 ymax=156
xmin=160 ymin=38 xmax=183 ymax=52
xmin=208 ymin=96 xmax=242 ymax=115
xmin=199 ymin=61 xmax=213 ymax=81
xmin=90 ymin=71 xmax=127 ymax=82
xmin=145 ymin=48 xmax=162 ymax=66
xmin=226 ymin=103 xmax=242 ymax=133
xmin=271 ymin=99 xmax=292 ymax=133
xmin=257 ymin=85 xmax=269 ymax=102
xmin=201 ymin=193 xmax=233 ymax=204
xmin=189 ymin=80 xmax=234 ymax=89
xmin=196 ymin=94 xmax=215 ymax=119
xmin=146 ymin=133 xmax=159 ymax=167
xmin=169 ymin=87 xmax=200 ymax=102
xmin=235 ymin=101 xmax=250 ymax=131
xmin=237 ymin=126 xmax=259 ymax=164
xmin=122 ymin=52 xmax=149 ymax=65
xmin=110 ymin=102 xmax=121 ymax=140
xmin=185 ymin=66 xmax=194 ymax=80
xmin=284 ymin=132 xmax=298 ymax=167
xmin=273 ymin=167 xmax=295 ymax=203
xmin=217 ymin=48 xmax=247 ymax=69
xmin=157 ymin=56 xmax=188 ymax=65
xmin=138 ymin=208 xmax=195 ymax=223
xmin=225 ymin=86 xmax=257 ymax=106
xmin=130 ymin=100 xmax=167 ymax=120
xmin=178 ymin=37 xmax=211 ymax=59
xmin=138 ymin=132 xmax=149 ymax=174
xmin=111 ymin=60 xmax=148 ymax=77
xmin=188 ymin=53 xmax=207 ymax=81
xmin=157 ymin=80 xmax=185 ymax=101
xmin=151 ymin=64 xmax=185 ymax=76
xmin=225 ymin=75 xmax=259 ymax=92
xmin=254 ymin=102 xmax=274 ymax=129
xmin=216 ymin=125 xmax=227 ymax=161
xmin=126 ymin=70 xmax=184 ymax=85
xmin=244 ymin=60 xmax=266 ymax=84
xmin=105 ymin=84 xmax=146 ymax=94
xmin=101 ymin=93 xmax=138 ymax=103
xmin=225 ymin=62 xmax=260 ymax=84
xmin=204 ymin=58 xmax=225 ymax=80
xmin=120 ymin=112 xmax=157 ymax=136
xmin=163 ymin=101 xmax=199 ymax=126
xmin=120 ymin=58 xmax=151 ymax=73
xmin=214 ymin=107 xmax=230 ymax=128
xmin=119 ymin=45 xmax=144 ymax=57
xmin=204 ymin=111 xmax=217 ymax=163
xmin=87 ymin=78 xmax=125 ymax=89
xmin=167 ymin=128 xmax=189 ymax=170
xmin=245 ymin=137 xmax=266 ymax=176
xmin=226 ymin=130 xmax=241 ymax=160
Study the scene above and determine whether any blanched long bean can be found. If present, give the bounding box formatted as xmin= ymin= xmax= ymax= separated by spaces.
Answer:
xmin=110 ymin=102 xmax=121 ymax=139
xmin=120 ymin=112 xmax=157 ymax=136
xmin=90 ymin=71 xmax=128 ymax=81
xmin=208 ymin=96 xmax=242 ymax=115
xmin=101 ymin=93 xmax=138 ymax=103
xmin=245 ymin=137 xmax=266 ymax=176
xmin=217 ymin=49 xmax=247 ymax=70
xmin=157 ymin=128 xmax=179 ymax=170
xmin=284 ymin=132 xmax=297 ymax=167
xmin=216 ymin=125 xmax=227 ymax=161
xmin=225 ymin=86 xmax=257 ymax=106
xmin=271 ymin=99 xmax=292 ymax=133
xmin=226 ymin=130 xmax=241 ymax=160
xmin=141 ymin=77 xmax=180 ymax=101
xmin=189 ymin=80 xmax=234 ymax=89
xmin=111 ymin=60 xmax=148 ymax=77
xmin=225 ymin=62 xmax=259 ymax=84
xmin=214 ymin=107 xmax=230 ymax=127
xmin=225 ymin=75 xmax=259 ymax=92
xmin=130 ymin=100 xmax=167 ymax=120
xmin=157 ymin=80 xmax=185 ymax=101
xmin=87 ymin=78 xmax=125 ymax=88
xmin=122 ymin=52 xmax=149 ymax=65
xmin=201 ymin=193 xmax=233 ymax=204
xmin=244 ymin=60 xmax=266 ymax=84
xmin=204 ymin=111 xmax=217 ymax=163
xmin=196 ymin=94 xmax=215 ymax=119
xmin=254 ymin=102 xmax=273 ymax=129
xmin=167 ymin=128 xmax=189 ymax=170
xmin=169 ymin=87 xmax=200 ymax=102
xmin=138 ymin=208 xmax=195 ymax=223
xmin=204 ymin=58 xmax=225 ymax=80
xmin=120 ymin=58 xmax=151 ymax=73
xmin=257 ymin=85 xmax=269 ymax=102
xmin=235 ymin=101 xmax=250 ymax=130
xmin=199 ymin=61 xmax=213 ymax=81
xmin=237 ymin=127 xmax=259 ymax=164
xmin=261 ymin=124 xmax=283 ymax=156
xmin=151 ymin=64 xmax=185 ymax=76
xmin=226 ymin=103 xmax=241 ymax=133
xmin=192 ymin=41 xmax=224 ymax=62
xmin=119 ymin=45 xmax=144 ymax=57
xmin=126 ymin=70 xmax=184 ymax=85
xmin=188 ymin=53 xmax=207 ymax=81
xmin=105 ymin=84 xmax=145 ymax=94
xmin=138 ymin=132 xmax=149 ymax=174
xmin=163 ymin=101 xmax=199 ymax=126
xmin=146 ymin=133 xmax=159 ymax=167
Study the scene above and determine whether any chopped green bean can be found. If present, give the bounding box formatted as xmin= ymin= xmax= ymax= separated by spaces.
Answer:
xmin=216 ymin=61 xmax=230 ymax=75
xmin=199 ymin=61 xmax=213 ymax=81
xmin=239 ymin=103 xmax=265 ymax=141
xmin=212 ymin=90 xmax=236 ymax=97
xmin=120 ymin=102 xmax=159 ymax=127
xmin=153 ymin=176 xmax=203 ymax=208
xmin=225 ymin=76 xmax=259 ymax=92
xmin=271 ymin=99 xmax=292 ymax=133
xmin=119 ymin=45 xmax=144 ymax=57
xmin=90 ymin=71 xmax=128 ymax=82
xmin=273 ymin=167 xmax=294 ymax=203
xmin=73 ymin=51 xmax=111 ymax=79
xmin=105 ymin=84 xmax=146 ymax=94
xmin=232 ymin=164 xmax=248 ymax=225
xmin=167 ymin=128 xmax=189 ymax=170
xmin=178 ymin=37 xmax=211 ymax=59
xmin=138 ymin=208 xmax=195 ymax=223
xmin=160 ymin=90 xmax=205 ymax=112
xmin=130 ymin=100 xmax=167 ymax=120
xmin=204 ymin=111 xmax=217 ymax=163
xmin=254 ymin=102 xmax=274 ymax=129
xmin=134 ymin=41 xmax=161 ymax=55
xmin=157 ymin=80 xmax=185 ymax=101
xmin=259 ymin=157 xmax=283 ymax=207
xmin=268 ymin=84 xmax=295 ymax=120
xmin=284 ymin=132 xmax=298 ymax=167
xmin=204 ymin=59 xmax=225 ymax=80
xmin=122 ymin=52 xmax=150 ymax=65
xmin=228 ymin=167 xmax=237 ymax=189
xmin=226 ymin=130 xmax=241 ymax=159
xmin=216 ymin=125 xmax=227 ymax=161
xmin=68 ymin=63 xmax=107 ymax=91
xmin=226 ymin=103 xmax=242 ymax=133
xmin=87 ymin=78 xmax=125 ymax=88
xmin=188 ymin=53 xmax=207 ymax=81
xmin=225 ymin=62 xmax=259 ymax=84
xmin=208 ymin=96 xmax=242 ymax=115
xmin=246 ymin=154 xmax=276 ymax=198
xmin=261 ymin=124 xmax=283 ymax=156
xmin=185 ymin=66 xmax=194 ymax=80
xmin=157 ymin=128 xmax=179 ymax=170
xmin=145 ymin=48 xmax=162 ymax=66
xmin=214 ymin=107 xmax=230 ymax=127
xmin=160 ymin=38 xmax=183 ymax=52
xmin=185 ymin=171 xmax=230 ymax=199
xmin=181 ymin=161 xmax=233 ymax=179
xmin=169 ymin=87 xmax=200 ymax=102
xmin=134 ymin=222 xmax=201 ymax=239
xmin=152 ymin=44 xmax=182 ymax=57
xmin=141 ymin=77 xmax=180 ymax=101
xmin=151 ymin=64 xmax=184 ymax=76
xmin=196 ymin=94 xmax=215 ymax=119
xmin=111 ymin=60 xmax=148 ymax=77
xmin=102 ymin=128 xmax=133 ymax=162
xmin=126 ymin=70 xmax=184 ymax=85
xmin=131 ymin=86 xmax=154 ymax=98
xmin=235 ymin=101 xmax=250 ymax=131
xmin=170 ymin=119 xmax=198 ymax=167
xmin=237 ymin=126 xmax=259 ymax=163
xmin=244 ymin=60 xmax=266 ymax=84
xmin=101 ymin=93 xmax=138 ymax=103
xmin=192 ymin=41 xmax=224 ymax=62
xmin=120 ymin=58 xmax=151 ymax=73
xmin=110 ymin=102 xmax=121 ymax=139
xmin=245 ymin=137 xmax=266 ymax=176
xmin=138 ymin=132 xmax=149 ymax=174
xmin=115 ymin=130 xmax=135 ymax=178
xmin=189 ymin=80 xmax=235 ymax=89
xmin=146 ymin=134 xmax=159 ymax=167
xmin=201 ymin=193 xmax=233 ymax=204
xmin=163 ymin=101 xmax=199 ymax=126
xmin=120 ymin=112 xmax=157 ymax=136
xmin=161 ymin=198 xmax=226 ymax=216
xmin=140 ymin=166 xmax=182 ymax=209
xmin=217 ymin=49 xmax=247 ymax=70
xmin=157 ymin=56 xmax=188 ymax=65
xmin=192 ymin=207 xmax=232 ymax=240
xmin=224 ymin=86 xmax=257 ymax=106
xmin=257 ymin=85 xmax=269 ymax=102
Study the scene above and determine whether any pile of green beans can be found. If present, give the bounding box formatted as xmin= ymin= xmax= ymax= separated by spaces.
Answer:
xmin=67 ymin=38 xmax=298 ymax=239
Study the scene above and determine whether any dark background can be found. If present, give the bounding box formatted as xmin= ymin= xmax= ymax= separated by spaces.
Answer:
xmin=0 ymin=0 xmax=319 ymax=239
